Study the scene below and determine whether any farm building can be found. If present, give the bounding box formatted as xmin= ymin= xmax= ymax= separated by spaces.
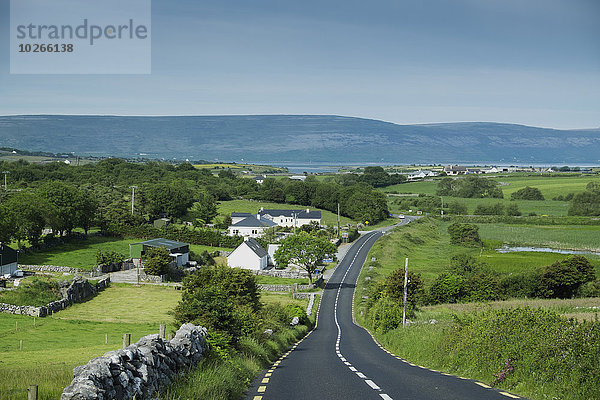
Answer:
xmin=227 ymin=238 xmax=268 ymax=271
xmin=0 ymin=244 xmax=18 ymax=276
xmin=129 ymin=238 xmax=190 ymax=268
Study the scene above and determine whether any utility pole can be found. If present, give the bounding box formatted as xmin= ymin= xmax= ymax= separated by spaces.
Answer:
xmin=2 ymin=171 xmax=9 ymax=190
xmin=337 ymin=203 xmax=341 ymax=238
xmin=402 ymin=257 xmax=409 ymax=328
xmin=293 ymin=212 xmax=297 ymax=234
xmin=441 ymin=196 xmax=444 ymax=218
xmin=130 ymin=186 xmax=137 ymax=215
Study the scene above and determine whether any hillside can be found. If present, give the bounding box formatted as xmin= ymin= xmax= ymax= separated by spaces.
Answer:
xmin=0 ymin=115 xmax=599 ymax=164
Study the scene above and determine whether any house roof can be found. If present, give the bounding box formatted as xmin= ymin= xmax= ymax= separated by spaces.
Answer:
xmin=243 ymin=238 xmax=268 ymax=258
xmin=231 ymin=212 xmax=253 ymax=217
xmin=444 ymin=165 xmax=467 ymax=172
xmin=259 ymin=209 xmax=321 ymax=219
xmin=133 ymin=238 xmax=189 ymax=250
xmin=231 ymin=216 xmax=278 ymax=228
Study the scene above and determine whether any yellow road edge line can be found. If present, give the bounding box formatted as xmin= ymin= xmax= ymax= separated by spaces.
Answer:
xmin=474 ymin=382 xmax=492 ymax=389
xmin=500 ymin=392 xmax=520 ymax=398
xmin=257 ymin=386 xmax=267 ymax=393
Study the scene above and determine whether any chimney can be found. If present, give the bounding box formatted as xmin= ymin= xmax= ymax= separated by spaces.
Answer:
xmin=244 ymin=236 xmax=249 ymax=242
xmin=306 ymin=208 xmax=310 ymax=213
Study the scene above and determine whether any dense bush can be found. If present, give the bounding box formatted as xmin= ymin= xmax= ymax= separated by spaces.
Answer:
xmin=436 ymin=176 xmax=503 ymax=198
xmin=0 ymin=277 xmax=61 ymax=306
xmin=447 ymin=223 xmax=481 ymax=246
xmin=394 ymin=195 xmax=441 ymax=214
xmin=95 ymin=249 xmax=125 ymax=266
xmin=142 ymin=246 xmax=172 ymax=276
xmin=538 ymin=255 xmax=596 ymax=298
xmin=510 ymin=186 xmax=544 ymax=200
xmin=568 ymin=191 xmax=600 ymax=216
xmin=447 ymin=201 xmax=467 ymax=215
xmin=438 ymin=308 xmax=600 ymax=399
xmin=474 ymin=202 xmax=504 ymax=215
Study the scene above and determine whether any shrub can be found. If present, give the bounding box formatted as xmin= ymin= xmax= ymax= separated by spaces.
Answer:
xmin=539 ymin=255 xmax=596 ymax=298
xmin=142 ymin=246 xmax=172 ymax=276
xmin=463 ymin=273 xmax=501 ymax=302
xmin=474 ymin=203 xmax=505 ymax=215
xmin=447 ymin=201 xmax=467 ymax=215
xmin=427 ymin=273 xmax=465 ymax=304
xmin=369 ymin=297 xmax=405 ymax=333
xmin=505 ymin=203 xmax=521 ymax=216
xmin=510 ymin=186 xmax=544 ymax=200
xmin=96 ymin=249 xmax=125 ymax=266
xmin=447 ymin=223 xmax=481 ymax=246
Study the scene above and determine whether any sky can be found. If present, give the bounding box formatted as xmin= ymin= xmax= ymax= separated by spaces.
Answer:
xmin=0 ymin=0 xmax=598 ymax=129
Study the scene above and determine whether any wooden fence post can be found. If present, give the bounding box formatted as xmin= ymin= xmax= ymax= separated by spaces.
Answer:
xmin=123 ymin=333 xmax=131 ymax=349
xmin=159 ymin=324 xmax=166 ymax=339
xmin=167 ymin=333 xmax=173 ymax=340
xmin=105 ymin=333 xmax=108 ymax=345
xmin=19 ymin=339 xmax=23 ymax=350
xmin=27 ymin=384 xmax=38 ymax=400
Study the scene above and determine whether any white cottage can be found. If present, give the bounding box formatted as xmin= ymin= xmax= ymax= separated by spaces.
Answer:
xmin=228 ymin=215 xmax=278 ymax=238
xmin=227 ymin=238 xmax=269 ymax=271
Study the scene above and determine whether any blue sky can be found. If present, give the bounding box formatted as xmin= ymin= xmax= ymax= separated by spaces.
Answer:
xmin=0 ymin=0 xmax=598 ymax=129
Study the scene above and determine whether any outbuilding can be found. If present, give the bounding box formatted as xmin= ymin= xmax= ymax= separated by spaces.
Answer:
xmin=129 ymin=238 xmax=190 ymax=268
xmin=0 ymin=243 xmax=18 ymax=276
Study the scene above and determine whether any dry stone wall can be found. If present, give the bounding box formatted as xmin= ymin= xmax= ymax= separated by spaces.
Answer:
xmin=0 ymin=276 xmax=110 ymax=317
xmin=61 ymin=323 xmax=207 ymax=400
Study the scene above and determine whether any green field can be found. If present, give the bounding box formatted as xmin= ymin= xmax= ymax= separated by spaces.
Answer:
xmin=478 ymin=224 xmax=600 ymax=251
xmin=384 ymin=174 xmax=600 ymax=217
xmin=18 ymin=235 xmax=231 ymax=269
xmin=217 ymin=199 xmax=354 ymax=227
xmin=0 ymin=283 xmax=181 ymax=400
xmin=359 ymin=218 xmax=600 ymax=286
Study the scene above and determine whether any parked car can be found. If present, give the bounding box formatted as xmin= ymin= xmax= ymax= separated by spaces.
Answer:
xmin=12 ymin=269 xmax=24 ymax=278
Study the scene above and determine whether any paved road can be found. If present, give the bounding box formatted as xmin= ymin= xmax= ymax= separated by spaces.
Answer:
xmin=244 ymin=217 xmax=521 ymax=400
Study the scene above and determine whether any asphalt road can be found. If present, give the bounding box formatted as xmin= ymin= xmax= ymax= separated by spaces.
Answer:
xmin=244 ymin=218 xmax=521 ymax=400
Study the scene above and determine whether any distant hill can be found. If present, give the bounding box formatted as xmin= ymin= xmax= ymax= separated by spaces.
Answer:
xmin=0 ymin=115 xmax=599 ymax=164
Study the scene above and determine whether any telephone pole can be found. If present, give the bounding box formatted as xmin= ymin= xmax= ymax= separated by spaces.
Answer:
xmin=337 ymin=203 xmax=341 ymax=238
xmin=402 ymin=257 xmax=409 ymax=328
xmin=130 ymin=186 xmax=137 ymax=214
xmin=2 ymin=171 xmax=9 ymax=190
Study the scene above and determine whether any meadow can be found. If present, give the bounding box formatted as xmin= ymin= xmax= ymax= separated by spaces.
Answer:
xmin=384 ymin=173 xmax=600 ymax=217
xmin=18 ymin=235 xmax=232 ymax=269
xmin=0 ymin=284 xmax=180 ymax=400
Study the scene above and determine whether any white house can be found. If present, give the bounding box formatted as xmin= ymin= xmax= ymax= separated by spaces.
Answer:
xmin=254 ymin=175 xmax=266 ymax=185
xmin=289 ymin=175 xmax=307 ymax=181
xmin=444 ymin=165 xmax=467 ymax=175
xmin=228 ymin=215 xmax=278 ymax=238
xmin=227 ymin=238 xmax=268 ymax=271
xmin=0 ymin=243 xmax=18 ymax=276
xmin=259 ymin=208 xmax=321 ymax=228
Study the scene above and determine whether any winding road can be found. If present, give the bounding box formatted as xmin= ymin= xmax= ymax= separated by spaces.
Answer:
xmin=244 ymin=218 xmax=521 ymax=400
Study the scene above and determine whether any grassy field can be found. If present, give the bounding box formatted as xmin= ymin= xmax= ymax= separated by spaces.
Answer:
xmin=18 ymin=235 xmax=231 ymax=269
xmin=384 ymin=174 xmax=600 ymax=217
xmin=217 ymin=199 xmax=354 ymax=227
xmin=478 ymin=223 xmax=600 ymax=251
xmin=358 ymin=218 xmax=600 ymax=287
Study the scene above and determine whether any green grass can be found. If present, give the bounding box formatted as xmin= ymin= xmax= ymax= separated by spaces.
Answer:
xmin=356 ymin=218 xmax=600 ymax=289
xmin=0 ymin=313 xmax=162 ymax=400
xmin=384 ymin=174 xmax=600 ymax=217
xmin=54 ymin=284 xmax=181 ymax=324
xmin=18 ymin=236 xmax=142 ymax=270
xmin=18 ymin=235 xmax=230 ymax=270
xmin=217 ymin=199 xmax=354 ymax=227
xmin=478 ymin=224 xmax=600 ymax=251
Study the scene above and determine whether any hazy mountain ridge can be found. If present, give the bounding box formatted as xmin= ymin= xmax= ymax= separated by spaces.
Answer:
xmin=0 ymin=115 xmax=599 ymax=164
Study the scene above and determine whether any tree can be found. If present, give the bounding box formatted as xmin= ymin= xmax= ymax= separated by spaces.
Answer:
xmin=474 ymin=202 xmax=504 ymax=215
xmin=142 ymin=246 xmax=172 ymax=276
xmin=172 ymin=265 xmax=260 ymax=342
xmin=568 ymin=190 xmax=600 ymax=216
xmin=37 ymin=181 xmax=93 ymax=236
xmin=191 ymin=192 xmax=218 ymax=225
xmin=436 ymin=176 xmax=503 ymax=198
xmin=511 ymin=186 xmax=544 ymax=200
xmin=448 ymin=223 xmax=481 ymax=246
xmin=5 ymin=192 xmax=48 ymax=245
xmin=0 ymin=203 xmax=16 ymax=244
xmin=145 ymin=183 xmax=194 ymax=219
xmin=274 ymin=232 xmax=337 ymax=283
xmin=539 ymin=255 xmax=596 ymax=298
xmin=505 ymin=203 xmax=521 ymax=216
